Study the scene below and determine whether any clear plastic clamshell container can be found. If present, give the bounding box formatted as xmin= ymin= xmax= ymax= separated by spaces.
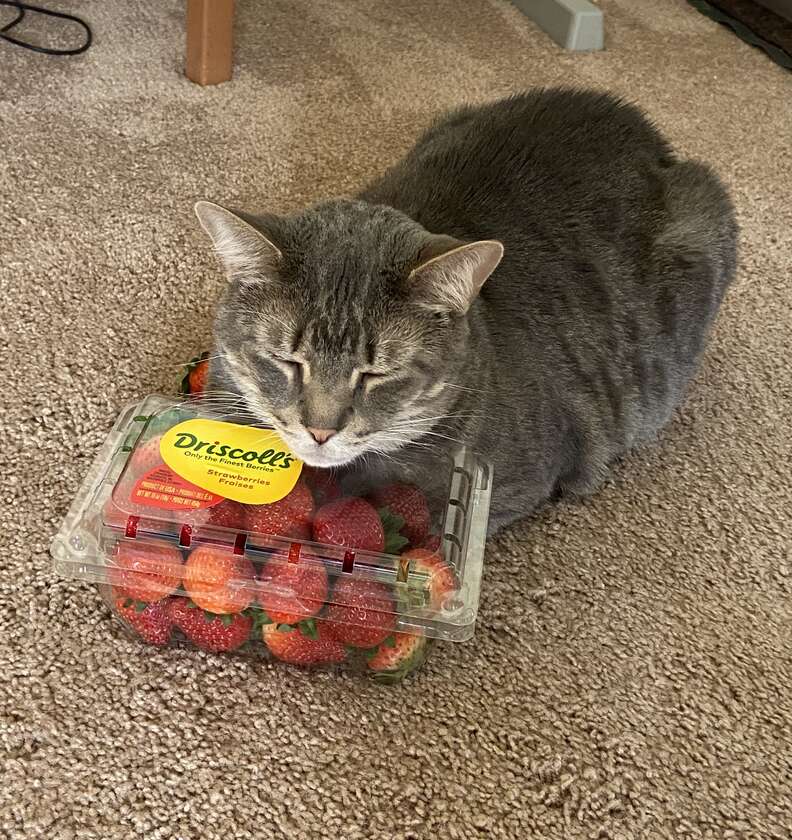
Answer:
xmin=51 ymin=396 xmax=492 ymax=682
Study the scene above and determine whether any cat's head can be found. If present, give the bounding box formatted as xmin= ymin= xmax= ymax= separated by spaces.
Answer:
xmin=195 ymin=199 xmax=502 ymax=467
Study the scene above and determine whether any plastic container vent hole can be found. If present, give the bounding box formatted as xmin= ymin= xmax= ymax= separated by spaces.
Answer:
xmin=442 ymin=596 xmax=464 ymax=613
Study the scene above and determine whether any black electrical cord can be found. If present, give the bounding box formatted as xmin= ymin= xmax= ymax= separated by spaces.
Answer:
xmin=0 ymin=1 xmax=91 ymax=55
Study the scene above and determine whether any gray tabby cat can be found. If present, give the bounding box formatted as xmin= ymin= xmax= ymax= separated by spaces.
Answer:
xmin=195 ymin=88 xmax=737 ymax=534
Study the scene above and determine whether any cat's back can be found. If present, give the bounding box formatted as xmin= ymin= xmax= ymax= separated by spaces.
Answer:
xmin=363 ymin=88 xmax=675 ymax=236
xmin=357 ymin=90 xmax=736 ymax=522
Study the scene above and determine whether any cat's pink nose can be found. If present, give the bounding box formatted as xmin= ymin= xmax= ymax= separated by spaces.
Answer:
xmin=307 ymin=427 xmax=337 ymax=445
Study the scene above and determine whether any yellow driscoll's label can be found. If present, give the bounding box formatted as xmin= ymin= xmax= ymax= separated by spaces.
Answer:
xmin=159 ymin=419 xmax=302 ymax=505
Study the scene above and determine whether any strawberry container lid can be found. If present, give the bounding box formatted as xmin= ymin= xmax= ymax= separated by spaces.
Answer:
xmin=51 ymin=395 xmax=492 ymax=643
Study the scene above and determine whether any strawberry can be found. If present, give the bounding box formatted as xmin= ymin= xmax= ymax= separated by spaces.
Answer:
xmin=323 ymin=577 xmax=396 ymax=648
xmin=109 ymin=435 xmax=174 ymax=526
xmin=312 ymin=497 xmax=385 ymax=552
xmin=115 ymin=592 xmax=174 ymax=646
xmin=246 ymin=480 xmax=315 ymax=540
xmin=370 ymin=483 xmax=431 ymax=547
xmin=179 ymin=352 xmax=211 ymax=396
xmin=400 ymin=548 xmax=457 ymax=610
xmin=301 ymin=466 xmax=342 ymax=507
xmin=257 ymin=554 xmax=328 ymax=625
xmin=421 ymin=534 xmax=442 ymax=553
xmin=183 ymin=545 xmax=256 ymax=614
xmin=262 ymin=620 xmax=346 ymax=666
xmin=128 ymin=434 xmax=166 ymax=470
xmin=188 ymin=360 xmax=209 ymax=395
xmin=169 ymin=597 xmax=253 ymax=652
xmin=183 ymin=499 xmax=246 ymax=532
xmin=367 ymin=632 xmax=428 ymax=681
xmin=289 ymin=521 xmax=313 ymax=541
xmin=124 ymin=435 xmax=169 ymax=486
xmin=102 ymin=497 xmax=169 ymax=536
xmin=109 ymin=538 xmax=183 ymax=603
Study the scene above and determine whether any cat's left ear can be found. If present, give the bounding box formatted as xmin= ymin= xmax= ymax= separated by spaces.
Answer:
xmin=194 ymin=201 xmax=282 ymax=285
xmin=408 ymin=237 xmax=504 ymax=314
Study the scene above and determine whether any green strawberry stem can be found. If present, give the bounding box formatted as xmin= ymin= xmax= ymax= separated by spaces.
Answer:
xmin=298 ymin=618 xmax=318 ymax=640
xmin=379 ymin=507 xmax=409 ymax=554
xmin=249 ymin=610 xmax=273 ymax=635
xmin=198 ymin=606 xmax=228 ymax=624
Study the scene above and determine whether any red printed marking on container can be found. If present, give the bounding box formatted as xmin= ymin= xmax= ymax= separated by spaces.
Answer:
xmin=130 ymin=464 xmax=224 ymax=511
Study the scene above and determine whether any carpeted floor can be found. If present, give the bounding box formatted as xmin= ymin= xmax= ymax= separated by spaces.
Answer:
xmin=1 ymin=1 xmax=790 ymax=837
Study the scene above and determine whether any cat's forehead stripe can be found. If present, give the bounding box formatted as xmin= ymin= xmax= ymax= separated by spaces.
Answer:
xmin=306 ymin=316 xmax=364 ymax=358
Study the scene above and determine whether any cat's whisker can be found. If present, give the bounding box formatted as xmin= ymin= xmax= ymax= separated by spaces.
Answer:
xmin=170 ymin=352 xmax=227 ymax=370
xmin=188 ymin=396 xmax=249 ymax=405
xmin=377 ymin=431 xmax=437 ymax=446
xmin=437 ymin=382 xmax=491 ymax=395
xmin=190 ymin=391 xmax=242 ymax=400
xmin=392 ymin=411 xmax=479 ymax=424
xmin=391 ymin=417 xmax=478 ymax=430
xmin=183 ymin=387 xmax=237 ymax=397
xmin=375 ymin=432 xmax=446 ymax=456
xmin=186 ymin=400 xmax=253 ymax=412
xmin=187 ymin=391 xmax=249 ymax=403
xmin=378 ymin=429 xmax=465 ymax=451
xmin=409 ymin=429 xmax=467 ymax=446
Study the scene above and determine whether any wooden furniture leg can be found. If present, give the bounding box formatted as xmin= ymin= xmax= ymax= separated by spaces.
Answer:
xmin=186 ymin=0 xmax=235 ymax=85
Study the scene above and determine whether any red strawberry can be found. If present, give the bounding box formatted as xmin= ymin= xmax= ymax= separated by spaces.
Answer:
xmin=187 ymin=358 xmax=209 ymax=395
xmin=262 ymin=621 xmax=346 ymax=666
xmin=323 ymin=577 xmax=396 ymax=648
xmin=370 ymin=483 xmax=431 ymax=547
xmin=183 ymin=499 xmax=246 ymax=531
xmin=125 ymin=435 xmax=169 ymax=486
xmin=183 ymin=545 xmax=256 ymax=614
xmin=301 ymin=466 xmax=342 ymax=507
xmin=312 ymin=497 xmax=384 ymax=552
xmin=129 ymin=434 xmax=166 ymax=471
xmin=257 ymin=554 xmax=328 ymax=625
xmin=109 ymin=538 xmax=183 ymax=603
xmin=421 ymin=534 xmax=441 ymax=553
xmin=246 ymin=480 xmax=315 ymax=540
xmin=367 ymin=632 xmax=428 ymax=681
xmin=400 ymin=548 xmax=457 ymax=610
xmin=289 ymin=521 xmax=313 ymax=541
xmin=169 ymin=597 xmax=253 ymax=652
xmin=115 ymin=592 xmax=174 ymax=646
xmin=102 ymin=497 xmax=169 ymax=536
xmin=109 ymin=435 xmax=174 ymax=526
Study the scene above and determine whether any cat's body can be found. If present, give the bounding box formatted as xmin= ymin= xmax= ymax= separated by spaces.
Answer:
xmin=198 ymin=89 xmax=737 ymax=534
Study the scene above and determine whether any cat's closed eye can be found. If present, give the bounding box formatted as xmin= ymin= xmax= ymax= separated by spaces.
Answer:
xmin=356 ymin=370 xmax=388 ymax=392
xmin=268 ymin=354 xmax=303 ymax=382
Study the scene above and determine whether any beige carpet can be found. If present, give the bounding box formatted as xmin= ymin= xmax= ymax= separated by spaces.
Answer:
xmin=1 ymin=1 xmax=790 ymax=837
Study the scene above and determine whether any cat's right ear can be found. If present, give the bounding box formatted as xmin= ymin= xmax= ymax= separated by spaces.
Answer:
xmin=194 ymin=201 xmax=282 ymax=285
xmin=408 ymin=236 xmax=504 ymax=315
